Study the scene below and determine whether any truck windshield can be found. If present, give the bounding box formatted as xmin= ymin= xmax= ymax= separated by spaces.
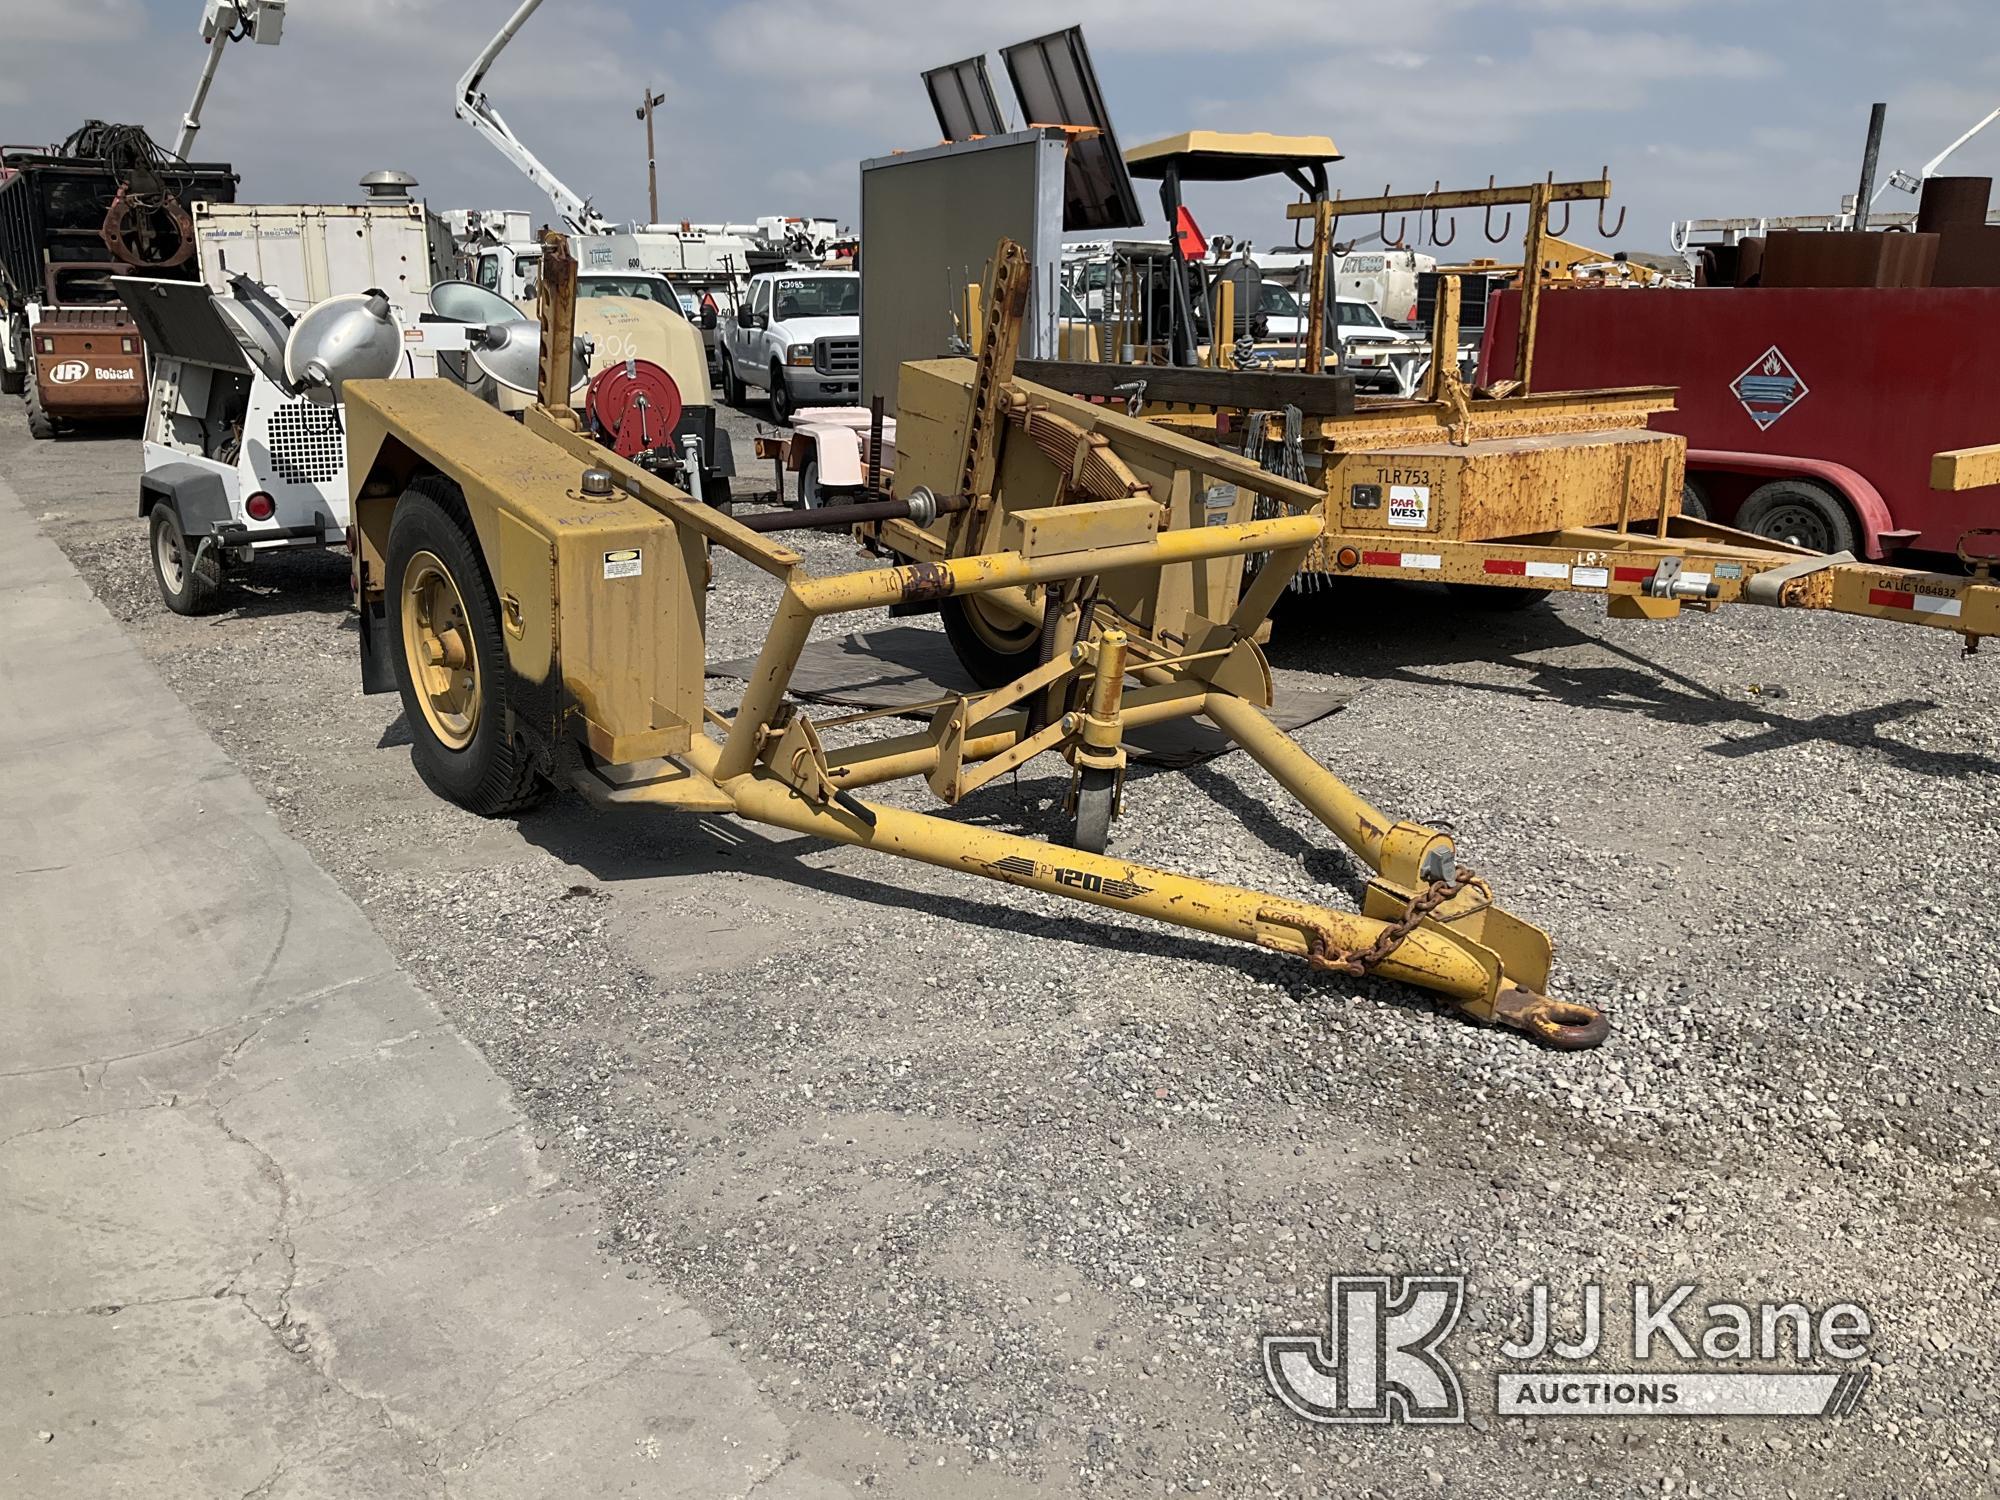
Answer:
xmin=580 ymin=276 xmax=687 ymax=310
xmin=1260 ymin=283 xmax=1301 ymax=317
xmin=771 ymin=278 xmax=859 ymax=319
xmin=1332 ymin=301 xmax=1384 ymax=329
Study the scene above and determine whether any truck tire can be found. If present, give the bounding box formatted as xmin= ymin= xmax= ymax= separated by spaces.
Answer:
xmin=720 ymin=354 xmax=744 ymax=407
xmin=148 ymin=506 xmax=223 ymax=615
xmin=769 ymin=365 xmax=794 ymax=426
xmin=385 ymin=479 xmax=545 ymax=817
xmin=1736 ymin=479 xmax=1856 ymax=555
xmin=24 ymin=373 xmax=55 ymax=439
xmin=1679 ymin=477 xmax=1709 ymax=520
xmin=940 ymin=594 xmax=1042 ymax=689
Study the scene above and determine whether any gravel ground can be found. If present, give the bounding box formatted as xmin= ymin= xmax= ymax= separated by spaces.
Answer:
xmin=12 ymin=393 xmax=2000 ymax=1498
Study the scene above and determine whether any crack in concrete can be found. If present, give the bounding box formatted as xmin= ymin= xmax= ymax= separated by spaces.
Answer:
xmin=0 ymin=969 xmax=390 ymax=1081
xmin=0 ymin=1100 xmax=178 ymax=1153
xmin=205 ymin=1103 xmax=300 ymax=1334
xmin=209 ymin=1021 xmax=457 ymax=1111
xmin=297 ymin=1122 xmax=524 ymax=1229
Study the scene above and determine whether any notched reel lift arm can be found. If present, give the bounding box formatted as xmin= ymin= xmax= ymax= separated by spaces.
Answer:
xmin=344 ymin=237 xmax=1606 ymax=1049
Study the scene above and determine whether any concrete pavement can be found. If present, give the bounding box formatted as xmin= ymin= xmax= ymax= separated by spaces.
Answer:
xmin=0 ymin=466 xmax=844 ymax=1498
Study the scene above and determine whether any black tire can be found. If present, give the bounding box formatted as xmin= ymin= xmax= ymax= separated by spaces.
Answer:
xmin=1 ymin=332 xmax=21 ymax=396
xmin=940 ymin=594 xmax=1043 ymax=689
xmin=1444 ymin=583 xmax=1551 ymax=611
xmin=719 ymin=354 xmax=744 ymax=406
xmin=704 ymin=474 xmax=731 ymax=512
xmin=1679 ymin=477 xmax=1709 ymax=521
xmin=1736 ymin=478 xmax=1856 ymax=555
xmin=768 ymin=366 xmax=794 ymax=426
xmin=25 ymin=374 xmax=55 ymax=439
xmin=1072 ymin=766 xmax=1117 ymax=854
xmin=148 ymin=505 xmax=223 ymax=615
xmin=385 ymin=478 xmax=545 ymax=817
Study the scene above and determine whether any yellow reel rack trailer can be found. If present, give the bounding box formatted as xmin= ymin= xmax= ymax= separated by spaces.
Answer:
xmin=345 ymin=236 xmax=1605 ymax=1050
xmin=1015 ymin=138 xmax=1999 ymax=651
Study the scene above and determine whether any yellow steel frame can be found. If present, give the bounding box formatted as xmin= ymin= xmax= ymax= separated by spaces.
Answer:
xmin=564 ymin=437 xmax=1595 ymax=1046
xmin=345 ymin=244 xmax=1608 ymax=1048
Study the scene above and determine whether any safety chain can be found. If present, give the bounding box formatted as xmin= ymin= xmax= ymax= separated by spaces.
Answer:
xmin=1308 ymin=867 xmax=1483 ymax=978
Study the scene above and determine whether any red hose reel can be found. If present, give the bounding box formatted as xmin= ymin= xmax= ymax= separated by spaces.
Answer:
xmin=585 ymin=359 xmax=683 ymax=459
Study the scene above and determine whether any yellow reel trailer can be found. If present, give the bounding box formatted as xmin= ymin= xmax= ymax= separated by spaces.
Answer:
xmin=345 ymin=236 xmax=1605 ymax=1050
xmin=1017 ymin=137 xmax=2000 ymax=649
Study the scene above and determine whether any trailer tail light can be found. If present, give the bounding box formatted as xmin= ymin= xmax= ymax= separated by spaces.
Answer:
xmin=246 ymin=491 xmax=276 ymax=521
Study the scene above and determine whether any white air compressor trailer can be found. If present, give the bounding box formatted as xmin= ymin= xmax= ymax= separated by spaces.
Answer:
xmin=119 ymin=190 xmax=449 ymax=614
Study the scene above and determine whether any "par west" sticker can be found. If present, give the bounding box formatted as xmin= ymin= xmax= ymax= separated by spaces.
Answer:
xmin=1387 ymin=484 xmax=1432 ymax=529
xmin=603 ymin=548 xmax=643 ymax=579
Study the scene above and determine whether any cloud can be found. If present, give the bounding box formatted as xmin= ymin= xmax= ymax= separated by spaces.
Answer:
xmin=0 ymin=0 xmax=146 ymax=45
xmin=703 ymin=0 xmax=1487 ymax=125
xmin=0 ymin=0 xmax=1984 ymax=256
xmin=1516 ymin=0 xmax=1712 ymax=11
xmin=1284 ymin=26 xmax=1775 ymax=154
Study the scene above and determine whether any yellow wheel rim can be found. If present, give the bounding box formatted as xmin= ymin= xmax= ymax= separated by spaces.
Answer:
xmin=400 ymin=551 xmax=481 ymax=751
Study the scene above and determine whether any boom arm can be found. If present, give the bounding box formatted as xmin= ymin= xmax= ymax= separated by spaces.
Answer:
xmin=454 ymin=0 xmax=612 ymax=236
xmin=175 ymin=0 xmax=285 ymax=160
xmin=1923 ymin=104 xmax=2000 ymax=180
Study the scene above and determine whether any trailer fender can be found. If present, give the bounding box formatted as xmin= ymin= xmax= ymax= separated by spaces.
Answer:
xmin=139 ymin=463 xmax=233 ymax=537
xmin=796 ymin=424 xmax=866 ymax=488
xmin=1686 ymin=449 xmax=1897 ymax=559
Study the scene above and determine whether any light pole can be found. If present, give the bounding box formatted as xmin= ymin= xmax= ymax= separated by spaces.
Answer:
xmin=637 ymin=87 xmax=667 ymax=226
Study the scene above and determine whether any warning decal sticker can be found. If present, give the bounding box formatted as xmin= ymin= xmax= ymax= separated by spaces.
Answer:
xmin=1731 ymin=345 xmax=1809 ymax=431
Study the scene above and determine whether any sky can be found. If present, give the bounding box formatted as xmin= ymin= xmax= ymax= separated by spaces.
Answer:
xmin=2 ymin=0 xmax=1997 ymax=257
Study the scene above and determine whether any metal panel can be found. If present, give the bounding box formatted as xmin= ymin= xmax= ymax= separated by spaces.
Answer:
xmin=923 ymin=54 xmax=1007 ymax=142
xmin=858 ymin=132 xmax=1067 ymax=414
xmin=999 ymin=27 xmax=1143 ymax=233
xmin=112 ymin=275 xmax=250 ymax=372
xmin=1480 ymin=284 xmax=2000 ymax=551
xmin=194 ymin=202 xmax=439 ymax=315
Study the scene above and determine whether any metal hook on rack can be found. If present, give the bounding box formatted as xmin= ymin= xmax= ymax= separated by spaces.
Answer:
xmin=1482 ymin=175 xmax=1512 ymax=243
xmin=1596 ymin=166 xmax=1625 ymax=237
xmin=1545 ymin=173 xmax=1571 ymax=236
xmin=1427 ymin=182 xmax=1456 ymax=247
xmin=1295 ymin=194 xmax=1343 ymax=250
xmin=1378 ymin=185 xmax=1407 ymax=249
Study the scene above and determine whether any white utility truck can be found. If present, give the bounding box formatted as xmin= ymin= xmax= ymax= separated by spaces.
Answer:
xmin=717 ymin=268 xmax=860 ymax=424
